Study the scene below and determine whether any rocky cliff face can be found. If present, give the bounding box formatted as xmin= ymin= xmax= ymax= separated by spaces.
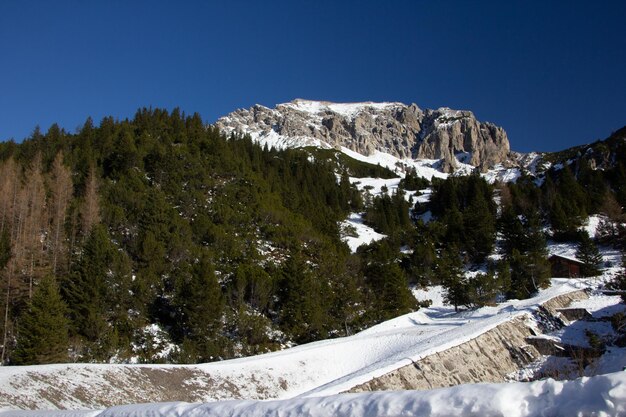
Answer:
xmin=216 ymin=99 xmax=511 ymax=172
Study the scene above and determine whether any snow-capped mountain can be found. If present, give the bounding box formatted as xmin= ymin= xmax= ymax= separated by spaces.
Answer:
xmin=216 ymin=99 xmax=511 ymax=173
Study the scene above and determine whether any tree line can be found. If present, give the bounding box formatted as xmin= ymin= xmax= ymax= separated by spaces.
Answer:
xmin=362 ymin=128 xmax=626 ymax=311
xmin=0 ymin=108 xmax=412 ymax=365
xmin=0 ymin=109 xmax=623 ymax=365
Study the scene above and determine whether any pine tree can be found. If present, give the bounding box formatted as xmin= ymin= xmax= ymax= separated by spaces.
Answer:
xmin=466 ymin=272 xmax=499 ymax=308
xmin=278 ymin=251 xmax=328 ymax=343
xmin=173 ymin=253 xmax=223 ymax=361
xmin=613 ymin=255 xmax=626 ymax=303
xmin=463 ymin=192 xmax=496 ymax=263
xmin=64 ymin=225 xmax=112 ymax=343
xmin=550 ymin=165 xmax=588 ymax=237
xmin=443 ymin=206 xmax=464 ymax=247
xmin=359 ymin=240 xmax=416 ymax=320
xmin=499 ymin=205 xmax=551 ymax=299
xmin=507 ymin=247 xmax=550 ymax=299
xmin=507 ymin=249 xmax=528 ymax=299
xmin=576 ymin=233 xmax=603 ymax=277
xmin=438 ymin=246 xmax=468 ymax=312
xmin=499 ymin=206 xmax=525 ymax=255
xmin=496 ymin=260 xmax=512 ymax=296
xmin=578 ymin=159 xmax=608 ymax=212
xmin=367 ymin=261 xmax=416 ymax=319
xmin=549 ymin=196 xmax=570 ymax=236
xmin=406 ymin=226 xmax=437 ymax=286
xmin=12 ymin=275 xmax=69 ymax=365
xmin=232 ymin=263 xmax=273 ymax=312
xmin=63 ymin=224 xmax=133 ymax=359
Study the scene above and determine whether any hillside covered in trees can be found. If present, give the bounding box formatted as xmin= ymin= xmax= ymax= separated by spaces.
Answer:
xmin=0 ymin=109 xmax=624 ymax=366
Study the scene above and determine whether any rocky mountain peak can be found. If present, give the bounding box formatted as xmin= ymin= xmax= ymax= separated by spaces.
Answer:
xmin=216 ymin=100 xmax=511 ymax=172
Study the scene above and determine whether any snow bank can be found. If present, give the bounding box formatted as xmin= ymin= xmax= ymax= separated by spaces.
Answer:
xmin=5 ymin=371 xmax=625 ymax=417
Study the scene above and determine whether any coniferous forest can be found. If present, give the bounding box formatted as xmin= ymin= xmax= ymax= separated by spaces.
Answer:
xmin=0 ymin=109 xmax=624 ymax=365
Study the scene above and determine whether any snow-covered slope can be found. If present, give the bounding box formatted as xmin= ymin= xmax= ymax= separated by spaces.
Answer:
xmin=4 ymin=371 xmax=625 ymax=417
xmin=0 ymin=280 xmax=591 ymax=410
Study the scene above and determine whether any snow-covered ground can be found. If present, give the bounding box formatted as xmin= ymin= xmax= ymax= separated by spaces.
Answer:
xmin=4 ymin=370 xmax=625 ymax=417
xmin=553 ymin=292 xmax=624 ymax=352
xmin=412 ymin=285 xmax=446 ymax=307
xmin=339 ymin=213 xmax=386 ymax=252
xmin=339 ymin=146 xmax=449 ymax=181
xmin=0 ymin=279 xmax=608 ymax=412
xmin=2 ymin=269 xmax=625 ymax=416
xmin=348 ymin=176 xmax=420 ymax=202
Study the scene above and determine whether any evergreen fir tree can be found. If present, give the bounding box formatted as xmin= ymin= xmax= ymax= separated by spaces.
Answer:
xmin=174 ymin=253 xmax=223 ymax=357
xmin=12 ymin=276 xmax=69 ymax=365
xmin=462 ymin=193 xmax=496 ymax=263
xmin=549 ymin=165 xmax=588 ymax=238
xmin=443 ymin=206 xmax=464 ymax=248
xmin=438 ymin=246 xmax=468 ymax=312
xmin=64 ymin=225 xmax=115 ymax=343
xmin=496 ymin=260 xmax=512 ymax=296
xmin=549 ymin=196 xmax=570 ymax=235
xmin=360 ymin=240 xmax=416 ymax=320
xmin=507 ymin=247 xmax=551 ymax=299
xmin=466 ymin=272 xmax=499 ymax=308
xmin=613 ymin=255 xmax=626 ymax=303
xmin=62 ymin=224 xmax=134 ymax=359
xmin=278 ymin=250 xmax=328 ymax=343
xmin=499 ymin=206 xmax=525 ymax=255
xmin=368 ymin=261 xmax=416 ymax=319
xmin=405 ymin=226 xmax=437 ymax=286
xmin=576 ymin=233 xmax=603 ymax=277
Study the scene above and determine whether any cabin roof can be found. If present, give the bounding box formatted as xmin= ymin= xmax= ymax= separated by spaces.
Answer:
xmin=548 ymin=253 xmax=584 ymax=265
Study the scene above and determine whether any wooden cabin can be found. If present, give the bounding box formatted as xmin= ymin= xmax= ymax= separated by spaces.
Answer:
xmin=548 ymin=254 xmax=584 ymax=278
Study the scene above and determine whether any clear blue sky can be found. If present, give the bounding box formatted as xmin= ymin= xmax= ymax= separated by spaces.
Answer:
xmin=1 ymin=0 xmax=624 ymax=152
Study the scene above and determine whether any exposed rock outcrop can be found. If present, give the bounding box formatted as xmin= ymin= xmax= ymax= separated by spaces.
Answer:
xmin=418 ymin=108 xmax=511 ymax=173
xmin=347 ymin=290 xmax=589 ymax=393
xmin=349 ymin=316 xmax=540 ymax=392
xmin=216 ymin=99 xmax=512 ymax=172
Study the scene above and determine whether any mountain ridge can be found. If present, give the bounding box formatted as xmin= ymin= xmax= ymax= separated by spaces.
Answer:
xmin=216 ymin=99 xmax=512 ymax=173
